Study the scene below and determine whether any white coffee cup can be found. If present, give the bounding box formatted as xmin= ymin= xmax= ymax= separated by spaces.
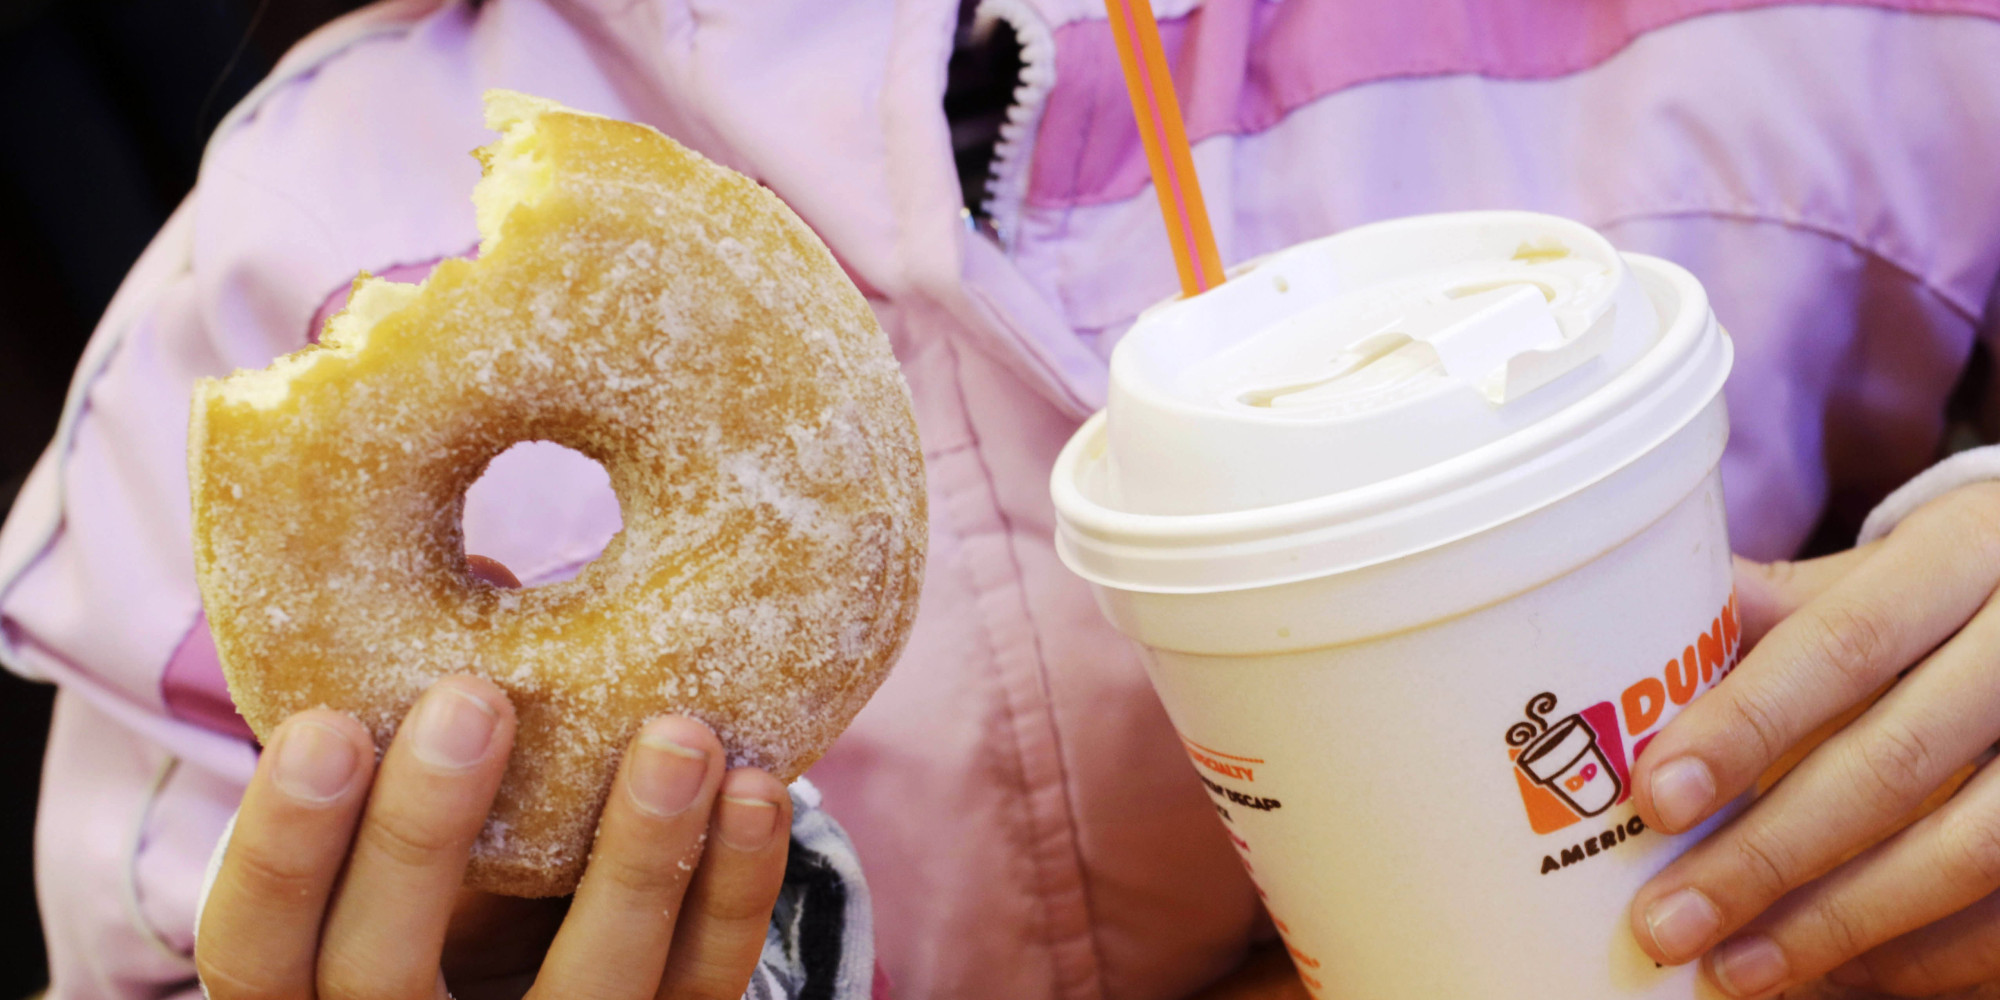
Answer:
xmin=1051 ymin=212 xmax=1740 ymax=999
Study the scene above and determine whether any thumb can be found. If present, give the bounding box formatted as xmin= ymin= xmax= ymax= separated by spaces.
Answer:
xmin=1732 ymin=543 xmax=1877 ymax=648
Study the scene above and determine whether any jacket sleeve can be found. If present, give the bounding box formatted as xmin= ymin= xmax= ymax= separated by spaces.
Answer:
xmin=1855 ymin=285 xmax=2000 ymax=544
xmin=1856 ymin=445 xmax=2000 ymax=544
xmin=37 ymin=690 xmax=241 ymax=1000
xmin=0 ymin=6 xmax=568 ymax=995
xmin=0 ymin=197 xmax=260 ymax=1000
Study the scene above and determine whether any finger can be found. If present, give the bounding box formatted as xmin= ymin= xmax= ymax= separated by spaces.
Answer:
xmin=1632 ymin=595 xmax=2000 ymax=967
xmin=1631 ymin=487 xmax=2000 ymax=839
xmin=529 ymin=716 xmax=724 ymax=1000
xmin=1732 ymin=546 xmax=1877 ymax=650
xmin=195 ymin=711 xmax=375 ymax=999
xmin=317 ymin=676 xmax=516 ymax=1000
xmin=1740 ymin=548 xmax=1891 ymax=798
xmin=1690 ymin=757 xmax=2000 ymax=997
xmin=1830 ymin=888 xmax=2000 ymax=996
xmin=466 ymin=554 xmax=521 ymax=589
xmin=656 ymin=769 xmax=793 ymax=1000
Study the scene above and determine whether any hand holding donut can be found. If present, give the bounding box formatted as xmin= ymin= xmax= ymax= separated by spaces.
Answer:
xmin=188 ymin=91 xmax=925 ymax=896
xmin=195 ymin=560 xmax=795 ymax=1000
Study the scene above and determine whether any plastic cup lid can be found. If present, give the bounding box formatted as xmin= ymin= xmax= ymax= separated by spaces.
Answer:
xmin=1050 ymin=211 xmax=1733 ymax=594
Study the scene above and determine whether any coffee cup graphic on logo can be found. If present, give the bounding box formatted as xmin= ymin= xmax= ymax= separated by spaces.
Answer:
xmin=1509 ymin=693 xmax=1622 ymax=817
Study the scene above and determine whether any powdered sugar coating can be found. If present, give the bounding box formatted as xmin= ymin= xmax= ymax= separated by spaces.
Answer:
xmin=188 ymin=92 xmax=927 ymax=897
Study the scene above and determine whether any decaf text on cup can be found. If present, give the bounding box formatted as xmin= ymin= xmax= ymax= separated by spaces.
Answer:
xmin=1197 ymin=771 xmax=1283 ymax=821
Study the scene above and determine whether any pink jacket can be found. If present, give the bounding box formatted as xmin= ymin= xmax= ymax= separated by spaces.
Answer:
xmin=7 ymin=1 xmax=2000 ymax=998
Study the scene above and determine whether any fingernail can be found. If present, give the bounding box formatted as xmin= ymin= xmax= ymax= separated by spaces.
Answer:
xmin=271 ymin=719 xmax=360 ymax=803
xmin=1711 ymin=936 xmax=1788 ymax=997
xmin=1651 ymin=757 xmax=1717 ymax=832
xmin=1645 ymin=888 xmax=1722 ymax=962
xmin=411 ymin=685 xmax=499 ymax=770
xmin=1827 ymin=959 xmax=1873 ymax=988
xmin=718 ymin=796 xmax=781 ymax=850
xmin=629 ymin=724 xmax=710 ymax=817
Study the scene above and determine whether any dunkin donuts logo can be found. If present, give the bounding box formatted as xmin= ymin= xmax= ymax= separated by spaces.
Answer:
xmin=1507 ymin=593 xmax=1742 ymax=838
xmin=1507 ymin=693 xmax=1629 ymax=825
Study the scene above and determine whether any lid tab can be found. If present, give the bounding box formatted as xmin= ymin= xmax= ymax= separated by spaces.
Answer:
xmin=1409 ymin=284 xmax=1564 ymax=404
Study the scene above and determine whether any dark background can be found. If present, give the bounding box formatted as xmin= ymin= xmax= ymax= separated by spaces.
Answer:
xmin=0 ymin=1 xmax=370 ymax=995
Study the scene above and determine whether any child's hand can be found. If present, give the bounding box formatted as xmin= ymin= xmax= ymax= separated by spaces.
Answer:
xmin=193 ymin=643 xmax=792 ymax=999
xmin=1628 ymin=483 xmax=2000 ymax=996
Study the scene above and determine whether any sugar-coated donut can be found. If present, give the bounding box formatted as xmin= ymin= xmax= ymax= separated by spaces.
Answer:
xmin=189 ymin=91 xmax=927 ymax=897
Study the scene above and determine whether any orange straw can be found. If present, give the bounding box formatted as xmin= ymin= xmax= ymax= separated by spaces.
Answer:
xmin=1103 ymin=0 xmax=1225 ymax=296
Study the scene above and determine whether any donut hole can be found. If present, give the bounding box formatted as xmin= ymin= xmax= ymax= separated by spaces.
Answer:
xmin=461 ymin=441 xmax=622 ymax=587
